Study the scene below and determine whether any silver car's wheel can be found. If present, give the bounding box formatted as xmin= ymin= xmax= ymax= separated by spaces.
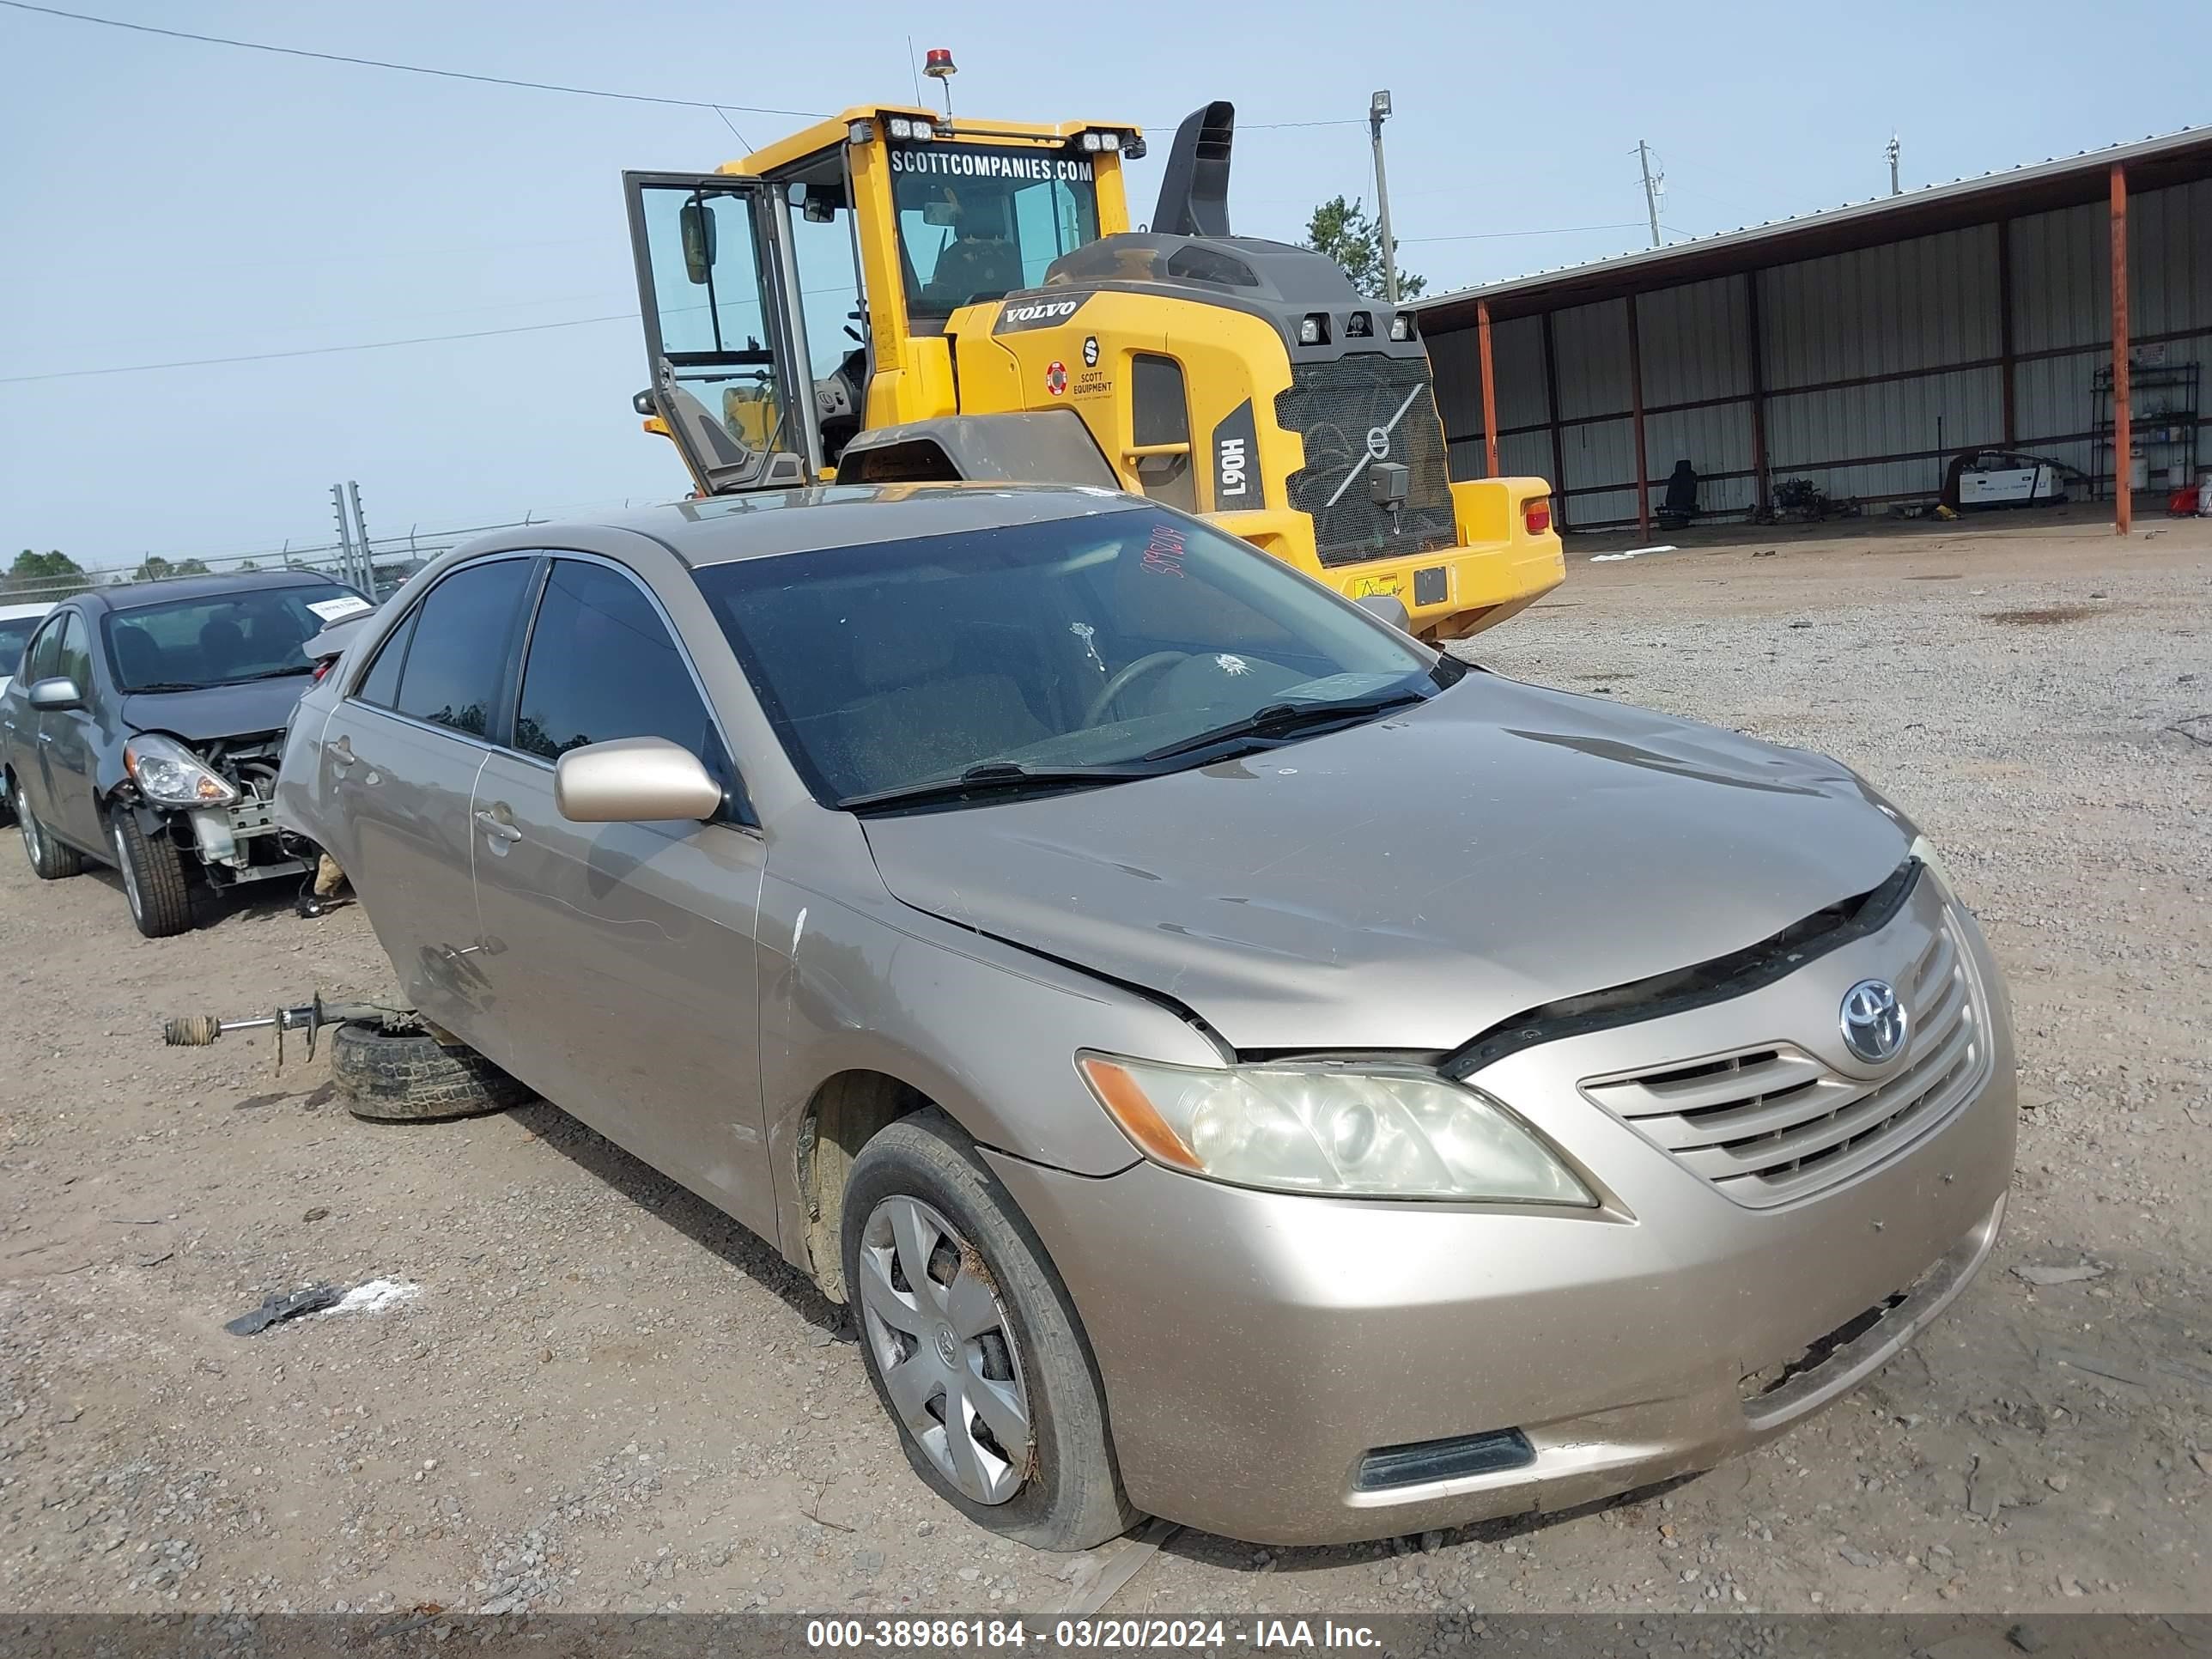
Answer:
xmin=856 ymin=1194 xmax=1031 ymax=1505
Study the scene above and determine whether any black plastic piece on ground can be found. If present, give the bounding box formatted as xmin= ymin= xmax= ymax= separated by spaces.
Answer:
xmin=1354 ymin=1427 xmax=1537 ymax=1492
xmin=225 ymin=1283 xmax=341 ymax=1336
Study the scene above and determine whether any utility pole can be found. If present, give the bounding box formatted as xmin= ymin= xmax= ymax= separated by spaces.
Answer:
xmin=348 ymin=481 xmax=373 ymax=593
xmin=1636 ymin=141 xmax=1663 ymax=248
xmin=1886 ymin=133 xmax=1902 ymax=196
xmin=1370 ymin=90 xmax=1399 ymax=304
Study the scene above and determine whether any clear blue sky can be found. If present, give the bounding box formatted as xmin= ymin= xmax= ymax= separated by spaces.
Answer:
xmin=2 ymin=0 xmax=2201 ymax=567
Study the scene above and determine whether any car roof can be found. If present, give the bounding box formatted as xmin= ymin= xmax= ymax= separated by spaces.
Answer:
xmin=449 ymin=483 xmax=1151 ymax=571
xmin=80 ymin=568 xmax=351 ymax=614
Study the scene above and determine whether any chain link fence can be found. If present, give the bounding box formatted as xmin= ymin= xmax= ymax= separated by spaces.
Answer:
xmin=3 ymin=499 xmax=653 ymax=608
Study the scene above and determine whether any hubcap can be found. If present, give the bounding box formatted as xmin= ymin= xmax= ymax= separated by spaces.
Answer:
xmin=856 ymin=1194 xmax=1031 ymax=1505
xmin=20 ymin=808 xmax=41 ymax=865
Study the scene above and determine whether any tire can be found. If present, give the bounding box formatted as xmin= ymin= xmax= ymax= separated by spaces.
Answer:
xmin=330 ymin=1019 xmax=534 ymax=1122
xmin=841 ymin=1108 xmax=1138 ymax=1551
xmin=17 ymin=798 xmax=84 ymax=881
xmin=110 ymin=812 xmax=195 ymax=938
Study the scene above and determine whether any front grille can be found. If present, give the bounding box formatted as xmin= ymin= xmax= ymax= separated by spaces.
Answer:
xmin=1275 ymin=353 xmax=1457 ymax=568
xmin=1581 ymin=915 xmax=1987 ymax=1208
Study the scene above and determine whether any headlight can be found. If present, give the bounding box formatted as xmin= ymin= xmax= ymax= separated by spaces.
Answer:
xmin=123 ymin=734 xmax=238 ymax=807
xmin=1389 ymin=313 xmax=1415 ymax=342
xmin=1078 ymin=1054 xmax=1594 ymax=1205
xmin=1297 ymin=313 xmax=1330 ymax=346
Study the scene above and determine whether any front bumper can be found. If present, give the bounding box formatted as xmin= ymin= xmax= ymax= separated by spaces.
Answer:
xmin=985 ymin=881 xmax=2015 ymax=1545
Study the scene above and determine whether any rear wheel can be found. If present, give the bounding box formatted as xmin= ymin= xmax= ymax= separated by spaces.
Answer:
xmin=841 ymin=1109 xmax=1136 ymax=1551
xmin=331 ymin=1020 xmax=534 ymax=1122
xmin=18 ymin=799 xmax=84 ymax=881
xmin=111 ymin=812 xmax=194 ymax=938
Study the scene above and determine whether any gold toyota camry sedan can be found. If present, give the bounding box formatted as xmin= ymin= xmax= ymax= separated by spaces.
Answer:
xmin=276 ymin=484 xmax=2014 ymax=1549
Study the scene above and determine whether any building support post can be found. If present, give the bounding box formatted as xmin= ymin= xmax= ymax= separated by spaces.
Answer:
xmin=1477 ymin=301 xmax=1501 ymax=479
xmin=2109 ymin=163 xmax=2131 ymax=536
xmin=1997 ymin=218 xmax=2018 ymax=447
xmin=1540 ymin=311 xmax=1567 ymax=532
xmin=1627 ymin=295 xmax=1650 ymax=537
xmin=1745 ymin=273 xmax=1770 ymax=518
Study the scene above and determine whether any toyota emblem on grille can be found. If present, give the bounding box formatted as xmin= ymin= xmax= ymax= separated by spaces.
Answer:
xmin=1839 ymin=979 xmax=1908 ymax=1065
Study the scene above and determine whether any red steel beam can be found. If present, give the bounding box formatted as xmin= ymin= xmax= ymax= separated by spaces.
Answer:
xmin=2110 ymin=163 xmax=2131 ymax=536
xmin=1626 ymin=295 xmax=1650 ymax=536
xmin=1476 ymin=301 xmax=1501 ymax=479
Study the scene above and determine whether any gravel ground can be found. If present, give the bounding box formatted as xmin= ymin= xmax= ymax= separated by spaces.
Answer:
xmin=0 ymin=511 xmax=2206 ymax=1620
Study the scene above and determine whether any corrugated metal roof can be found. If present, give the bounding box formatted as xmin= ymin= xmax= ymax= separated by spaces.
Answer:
xmin=1415 ymin=126 xmax=2212 ymax=325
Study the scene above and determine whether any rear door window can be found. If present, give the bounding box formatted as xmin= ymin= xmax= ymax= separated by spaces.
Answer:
xmin=352 ymin=606 xmax=418 ymax=709
xmin=389 ymin=558 xmax=537 ymax=739
xmin=514 ymin=561 xmax=726 ymax=771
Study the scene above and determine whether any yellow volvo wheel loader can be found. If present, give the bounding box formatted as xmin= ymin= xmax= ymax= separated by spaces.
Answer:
xmin=623 ymin=101 xmax=1563 ymax=638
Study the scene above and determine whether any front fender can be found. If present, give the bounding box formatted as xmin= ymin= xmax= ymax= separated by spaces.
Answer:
xmin=754 ymin=867 xmax=1223 ymax=1270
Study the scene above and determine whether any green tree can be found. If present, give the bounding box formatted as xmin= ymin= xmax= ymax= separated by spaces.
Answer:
xmin=131 ymin=556 xmax=210 ymax=581
xmin=1303 ymin=195 xmax=1425 ymax=301
xmin=3 ymin=549 xmax=88 ymax=599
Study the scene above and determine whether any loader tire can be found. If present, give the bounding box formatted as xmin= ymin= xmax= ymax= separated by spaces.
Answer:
xmin=331 ymin=1020 xmax=533 ymax=1122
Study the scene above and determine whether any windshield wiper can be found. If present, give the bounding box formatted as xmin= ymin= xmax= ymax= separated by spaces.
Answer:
xmin=839 ymin=761 xmax=1159 ymax=814
xmin=1139 ymin=689 xmax=1429 ymax=764
xmin=222 ymin=665 xmax=313 ymax=682
xmin=124 ymin=680 xmax=212 ymax=693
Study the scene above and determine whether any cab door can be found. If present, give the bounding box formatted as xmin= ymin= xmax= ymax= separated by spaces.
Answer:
xmin=622 ymin=172 xmax=819 ymax=490
xmin=41 ymin=611 xmax=104 ymax=850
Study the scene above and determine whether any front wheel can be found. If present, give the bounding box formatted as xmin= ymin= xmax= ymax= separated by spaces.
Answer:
xmin=111 ymin=812 xmax=195 ymax=938
xmin=841 ymin=1109 xmax=1137 ymax=1551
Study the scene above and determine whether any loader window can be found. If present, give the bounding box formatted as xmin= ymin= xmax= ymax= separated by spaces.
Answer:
xmin=887 ymin=142 xmax=1098 ymax=325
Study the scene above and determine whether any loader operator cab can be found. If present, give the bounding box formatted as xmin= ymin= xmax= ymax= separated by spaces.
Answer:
xmin=623 ymin=107 xmax=1127 ymax=485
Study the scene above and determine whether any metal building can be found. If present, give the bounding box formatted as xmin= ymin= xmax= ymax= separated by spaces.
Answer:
xmin=1415 ymin=128 xmax=2212 ymax=537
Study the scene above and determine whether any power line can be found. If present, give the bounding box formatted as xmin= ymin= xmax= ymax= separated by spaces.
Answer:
xmin=3 ymin=2 xmax=1355 ymax=136
xmin=0 ymin=313 xmax=637 ymax=385
xmin=0 ymin=0 xmax=820 ymax=118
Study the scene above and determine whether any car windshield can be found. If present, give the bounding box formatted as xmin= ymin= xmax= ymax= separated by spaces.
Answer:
xmin=888 ymin=141 xmax=1100 ymax=325
xmin=696 ymin=503 xmax=1462 ymax=808
xmin=0 ymin=617 xmax=40 ymax=674
xmin=102 ymin=583 xmax=364 ymax=692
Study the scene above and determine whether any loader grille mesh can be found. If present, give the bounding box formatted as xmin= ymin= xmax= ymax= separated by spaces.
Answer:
xmin=1275 ymin=353 xmax=1458 ymax=568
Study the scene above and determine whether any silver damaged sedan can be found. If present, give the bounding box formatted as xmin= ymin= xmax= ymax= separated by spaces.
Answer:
xmin=276 ymin=486 xmax=2014 ymax=1549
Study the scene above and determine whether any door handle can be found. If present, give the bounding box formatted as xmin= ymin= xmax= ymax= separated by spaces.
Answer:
xmin=473 ymin=808 xmax=523 ymax=844
xmin=37 ymin=732 xmax=54 ymax=744
xmin=328 ymin=734 xmax=356 ymax=769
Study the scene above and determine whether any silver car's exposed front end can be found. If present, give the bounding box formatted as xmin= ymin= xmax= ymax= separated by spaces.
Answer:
xmin=987 ymin=866 xmax=2014 ymax=1545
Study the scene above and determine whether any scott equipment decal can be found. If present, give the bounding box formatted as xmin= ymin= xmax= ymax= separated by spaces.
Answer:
xmin=1212 ymin=398 xmax=1260 ymax=508
xmin=886 ymin=143 xmax=1095 ymax=184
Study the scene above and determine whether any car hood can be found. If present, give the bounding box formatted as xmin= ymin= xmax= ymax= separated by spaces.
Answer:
xmin=860 ymin=675 xmax=1912 ymax=1053
xmin=120 ymin=678 xmax=310 ymax=744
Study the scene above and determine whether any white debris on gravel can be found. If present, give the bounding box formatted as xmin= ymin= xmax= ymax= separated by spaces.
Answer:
xmin=316 ymin=1277 xmax=420 ymax=1316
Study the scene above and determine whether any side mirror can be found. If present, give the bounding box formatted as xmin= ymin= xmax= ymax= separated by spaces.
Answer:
xmin=27 ymin=677 xmax=84 ymax=712
xmin=555 ymin=736 xmax=723 ymax=824
xmin=1355 ymin=593 xmax=1411 ymax=633
xmin=921 ymin=198 xmax=962 ymax=228
xmin=679 ymin=200 xmax=718 ymax=286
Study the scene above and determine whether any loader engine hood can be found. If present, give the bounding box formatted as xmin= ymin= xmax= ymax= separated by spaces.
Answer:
xmin=860 ymin=674 xmax=1913 ymax=1054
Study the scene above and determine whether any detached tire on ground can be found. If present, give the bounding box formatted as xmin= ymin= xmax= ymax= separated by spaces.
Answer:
xmin=330 ymin=1020 xmax=534 ymax=1122
xmin=841 ymin=1107 xmax=1138 ymax=1551
xmin=110 ymin=812 xmax=194 ymax=938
